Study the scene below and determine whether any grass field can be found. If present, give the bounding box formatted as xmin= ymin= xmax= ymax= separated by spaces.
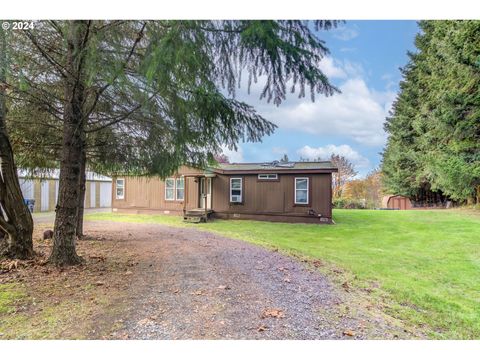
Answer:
xmin=86 ymin=209 xmax=480 ymax=339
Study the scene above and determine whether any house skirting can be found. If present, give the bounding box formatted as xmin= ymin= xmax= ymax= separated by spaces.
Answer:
xmin=113 ymin=208 xmax=185 ymax=215
xmin=113 ymin=207 xmax=333 ymax=224
xmin=212 ymin=211 xmax=332 ymax=224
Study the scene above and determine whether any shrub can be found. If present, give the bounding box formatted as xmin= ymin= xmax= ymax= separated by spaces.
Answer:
xmin=333 ymin=197 xmax=366 ymax=209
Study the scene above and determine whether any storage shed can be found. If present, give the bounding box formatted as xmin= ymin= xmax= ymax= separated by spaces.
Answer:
xmin=18 ymin=169 xmax=112 ymax=212
xmin=381 ymin=195 xmax=412 ymax=210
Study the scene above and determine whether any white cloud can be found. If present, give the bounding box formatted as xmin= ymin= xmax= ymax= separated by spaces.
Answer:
xmin=296 ymin=144 xmax=370 ymax=170
xmin=255 ymin=76 xmax=396 ymax=147
xmin=235 ymin=56 xmax=396 ymax=148
xmin=319 ymin=57 xmax=347 ymax=79
xmin=332 ymin=25 xmax=359 ymax=41
xmin=319 ymin=57 xmax=364 ymax=79
xmin=221 ymin=145 xmax=244 ymax=163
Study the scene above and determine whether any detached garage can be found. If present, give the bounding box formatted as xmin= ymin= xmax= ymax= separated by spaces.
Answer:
xmin=18 ymin=169 xmax=112 ymax=212
xmin=382 ymin=195 xmax=412 ymax=210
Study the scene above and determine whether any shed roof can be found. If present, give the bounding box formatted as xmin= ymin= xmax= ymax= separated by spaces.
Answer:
xmin=18 ymin=168 xmax=112 ymax=182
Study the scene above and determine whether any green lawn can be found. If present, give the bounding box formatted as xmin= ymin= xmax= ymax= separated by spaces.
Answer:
xmin=86 ymin=209 xmax=480 ymax=339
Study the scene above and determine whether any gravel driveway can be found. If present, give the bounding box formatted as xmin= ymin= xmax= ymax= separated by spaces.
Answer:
xmin=82 ymin=221 xmax=411 ymax=340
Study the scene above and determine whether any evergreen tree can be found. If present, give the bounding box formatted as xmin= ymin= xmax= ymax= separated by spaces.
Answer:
xmin=4 ymin=20 xmax=340 ymax=265
xmin=382 ymin=20 xmax=480 ymax=204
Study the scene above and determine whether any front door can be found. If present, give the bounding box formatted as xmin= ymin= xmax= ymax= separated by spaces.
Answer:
xmin=200 ymin=177 xmax=212 ymax=209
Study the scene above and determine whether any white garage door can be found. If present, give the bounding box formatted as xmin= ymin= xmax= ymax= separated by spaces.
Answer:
xmin=41 ymin=181 xmax=49 ymax=211
xmin=90 ymin=182 xmax=96 ymax=208
xmin=55 ymin=180 xmax=59 ymax=206
xmin=99 ymin=182 xmax=112 ymax=207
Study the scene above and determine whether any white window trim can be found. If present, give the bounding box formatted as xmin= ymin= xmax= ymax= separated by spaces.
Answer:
xmin=230 ymin=177 xmax=243 ymax=203
xmin=165 ymin=177 xmax=175 ymax=201
xmin=116 ymin=178 xmax=125 ymax=200
xmin=258 ymin=174 xmax=278 ymax=180
xmin=294 ymin=177 xmax=309 ymax=205
xmin=176 ymin=177 xmax=185 ymax=201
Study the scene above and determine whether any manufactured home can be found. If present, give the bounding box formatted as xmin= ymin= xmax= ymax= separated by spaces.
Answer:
xmin=19 ymin=169 xmax=112 ymax=212
xmin=112 ymin=161 xmax=337 ymax=224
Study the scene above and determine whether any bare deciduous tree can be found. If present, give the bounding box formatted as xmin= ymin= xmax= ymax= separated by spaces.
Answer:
xmin=330 ymin=153 xmax=357 ymax=199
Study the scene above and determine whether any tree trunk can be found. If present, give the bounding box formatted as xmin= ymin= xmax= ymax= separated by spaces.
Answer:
xmin=0 ymin=29 xmax=34 ymax=260
xmin=76 ymin=145 xmax=86 ymax=238
xmin=0 ymin=207 xmax=5 ymax=242
xmin=50 ymin=21 xmax=89 ymax=266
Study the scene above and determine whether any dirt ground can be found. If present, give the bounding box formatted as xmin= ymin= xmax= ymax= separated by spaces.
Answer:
xmin=0 ymin=220 xmax=416 ymax=339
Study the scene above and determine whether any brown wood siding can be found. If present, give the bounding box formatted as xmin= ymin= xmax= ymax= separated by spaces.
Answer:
xmin=33 ymin=180 xmax=41 ymax=213
xmin=95 ymin=182 xmax=101 ymax=208
xmin=211 ymin=173 xmax=332 ymax=219
xmin=85 ymin=181 xmax=91 ymax=209
xmin=112 ymin=166 xmax=202 ymax=212
xmin=387 ymin=196 xmax=412 ymax=210
xmin=48 ymin=180 xmax=56 ymax=211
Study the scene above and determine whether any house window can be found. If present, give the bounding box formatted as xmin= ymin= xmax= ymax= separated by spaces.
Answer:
xmin=116 ymin=178 xmax=125 ymax=200
xmin=165 ymin=178 xmax=175 ymax=200
xmin=230 ymin=178 xmax=242 ymax=203
xmin=176 ymin=177 xmax=185 ymax=201
xmin=295 ymin=177 xmax=309 ymax=204
xmin=258 ymin=174 xmax=278 ymax=180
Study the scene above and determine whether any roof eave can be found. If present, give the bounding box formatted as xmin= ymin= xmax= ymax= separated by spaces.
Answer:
xmin=211 ymin=168 xmax=338 ymax=175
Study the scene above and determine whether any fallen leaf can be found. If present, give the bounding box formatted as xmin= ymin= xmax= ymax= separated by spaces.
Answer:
xmin=257 ymin=325 xmax=268 ymax=332
xmin=261 ymin=308 xmax=285 ymax=319
xmin=343 ymin=330 xmax=355 ymax=337
xmin=190 ymin=290 xmax=204 ymax=296
xmin=89 ymin=255 xmax=106 ymax=261
xmin=124 ymin=271 xmax=133 ymax=275
xmin=9 ymin=260 xmax=19 ymax=271
xmin=94 ymin=281 xmax=105 ymax=286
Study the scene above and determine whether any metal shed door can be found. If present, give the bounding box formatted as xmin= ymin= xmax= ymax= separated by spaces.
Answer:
xmin=90 ymin=182 xmax=96 ymax=208
xmin=55 ymin=180 xmax=59 ymax=206
xmin=41 ymin=181 xmax=49 ymax=212
xmin=100 ymin=182 xmax=112 ymax=207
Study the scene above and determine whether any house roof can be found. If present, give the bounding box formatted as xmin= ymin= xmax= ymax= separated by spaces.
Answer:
xmin=209 ymin=161 xmax=337 ymax=174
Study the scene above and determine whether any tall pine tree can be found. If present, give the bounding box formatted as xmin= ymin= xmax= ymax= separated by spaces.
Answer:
xmin=382 ymin=20 xmax=480 ymax=204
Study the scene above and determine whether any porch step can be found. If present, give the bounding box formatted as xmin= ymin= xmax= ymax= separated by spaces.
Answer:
xmin=183 ymin=215 xmax=206 ymax=223
xmin=183 ymin=208 xmax=214 ymax=223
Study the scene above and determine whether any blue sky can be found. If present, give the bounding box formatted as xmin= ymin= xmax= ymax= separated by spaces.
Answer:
xmin=224 ymin=20 xmax=420 ymax=176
